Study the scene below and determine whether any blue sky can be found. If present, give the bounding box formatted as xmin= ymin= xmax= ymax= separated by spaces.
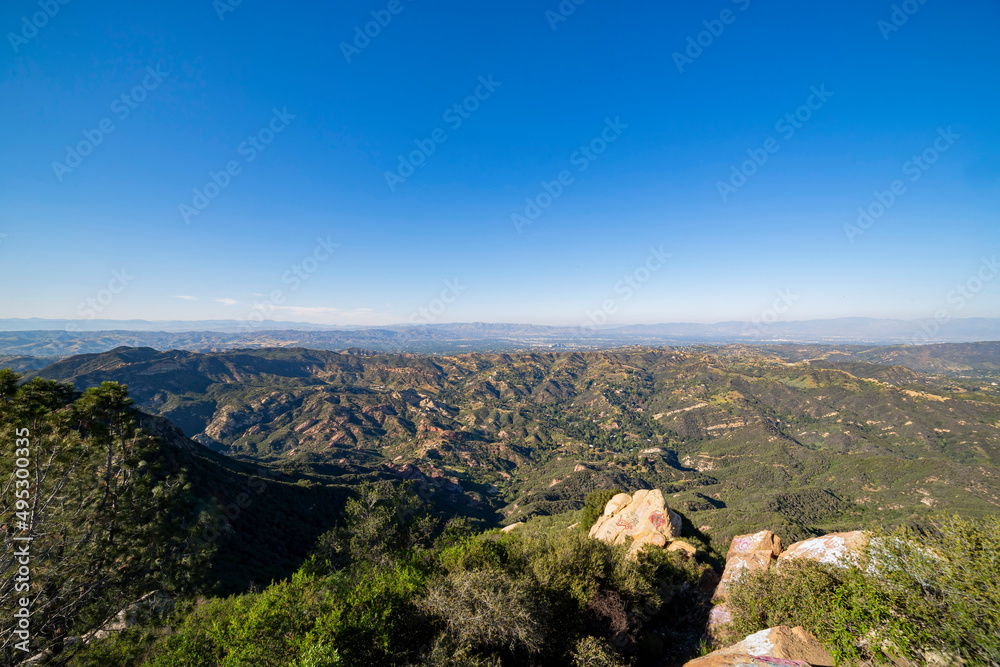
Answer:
xmin=1 ymin=0 xmax=998 ymax=327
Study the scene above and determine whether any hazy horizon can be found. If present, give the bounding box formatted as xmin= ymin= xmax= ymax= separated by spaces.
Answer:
xmin=4 ymin=314 xmax=1000 ymax=329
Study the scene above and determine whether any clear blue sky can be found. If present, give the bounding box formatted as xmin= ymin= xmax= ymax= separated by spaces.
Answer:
xmin=1 ymin=0 xmax=998 ymax=327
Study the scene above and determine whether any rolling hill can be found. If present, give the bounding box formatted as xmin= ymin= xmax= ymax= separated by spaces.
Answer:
xmin=31 ymin=344 xmax=1000 ymax=548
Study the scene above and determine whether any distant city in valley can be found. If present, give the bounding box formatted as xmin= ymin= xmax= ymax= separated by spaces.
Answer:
xmin=1 ymin=317 xmax=999 ymax=362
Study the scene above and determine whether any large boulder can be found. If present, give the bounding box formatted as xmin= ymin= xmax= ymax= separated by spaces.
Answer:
xmin=777 ymin=531 xmax=867 ymax=568
xmin=708 ymin=531 xmax=783 ymax=642
xmin=684 ymin=625 xmax=835 ymax=667
xmin=714 ymin=530 xmax=783 ymax=601
xmin=589 ymin=489 xmax=683 ymax=559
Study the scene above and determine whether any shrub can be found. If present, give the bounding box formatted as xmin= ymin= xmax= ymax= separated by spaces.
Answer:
xmin=139 ymin=566 xmax=426 ymax=667
xmin=305 ymin=481 xmax=437 ymax=574
xmin=866 ymin=515 xmax=1000 ymax=664
xmin=77 ymin=481 xmax=709 ymax=667
xmin=419 ymin=567 xmax=548 ymax=657
xmin=569 ymin=635 xmax=628 ymax=667
xmin=415 ymin=633 xmax=502 ymax=667
xmin=506 ymin=526 xmax=634 ymax=607
xmin=725 ymin=559 xmax=846 ymax=640
xmin=581 ymin=489 xmax=622 ymax=530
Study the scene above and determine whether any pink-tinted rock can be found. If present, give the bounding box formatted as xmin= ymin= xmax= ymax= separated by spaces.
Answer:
xmin=714 ymin=531 xmax=783 ymax=602
xmin=726 ymin=530 xmax=783 ymax=561
xmin=706 ymin=603 xmax=734 ymax=644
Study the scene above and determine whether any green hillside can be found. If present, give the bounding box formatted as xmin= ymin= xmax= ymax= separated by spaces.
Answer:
xmin=33 ymin=345 xmax=1000 ymax=548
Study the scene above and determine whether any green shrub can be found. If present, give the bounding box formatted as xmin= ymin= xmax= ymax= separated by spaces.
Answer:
xmin=79 ymin=483 xmax=709 ymax=667
xmin=419 ymin=567 xmax=548 ymax=656
xmin=581 ymin=489 xmax=622 ymax=530
xmin=569 ymin=635 xmax=628 ymax=667
xmin=138 ymin=566 xmax=425 ymax=667
xmin=66 ymin=626 xmax=163 ymax=667
xmin=725 ymin=559 xmax=845 ymax=640
xmin=505 ymin=526 xmax=637 ymax=607
xmin=724 ymin=559 xmax=903 ymax=663
xmin=866 ymin=515 xmax=1000 ymax=664
xmin=299 ymin=565 xmax=426 ymax=666
xmin=143 ymin=597 xmax=240 ymax=667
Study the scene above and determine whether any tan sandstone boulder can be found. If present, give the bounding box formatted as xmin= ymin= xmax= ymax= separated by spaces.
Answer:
xmin=777 ymin=531 xmax=867 ymax=568
xmin=708 ymin=530 xmax=784 ymax=643
xmin=714 ymin=530 xmax=783 ymax=601
xmin=603 ymin=492 xmax=632 ymax=517
xmin=589 ymin=489 xmax=683 ymax=559
xmin=684 ymin=625 xmax=835 ymax=667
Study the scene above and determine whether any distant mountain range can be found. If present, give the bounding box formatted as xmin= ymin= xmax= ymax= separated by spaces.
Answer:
xmin=0 ymin=317 xmax=997 ymax=358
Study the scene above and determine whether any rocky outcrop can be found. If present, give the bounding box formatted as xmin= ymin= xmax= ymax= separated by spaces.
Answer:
xmin=715 ymin=530 xmax=783 ymax=601
xmin=589 ymin=489 xmax=684 ymax=559
xmin=707 ymin=530 xmax=783 ymax=642
xmin=708 ymin=530 xmax=868 ymax=643
xmin=684 ymin=625 xmax=834 ymax=667
xmin=777 ymin=531 xmax=867 ymax=568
